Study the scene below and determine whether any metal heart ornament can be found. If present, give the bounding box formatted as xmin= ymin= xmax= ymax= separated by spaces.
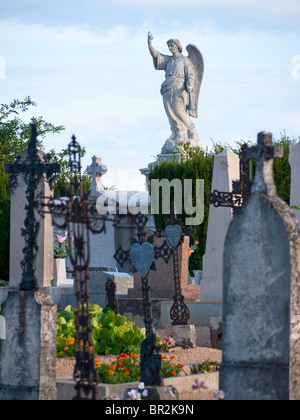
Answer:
xmin=165 ymin=224 xmax=182 ymax=249
xmin=130 ymin=242 xmax=155 ymax=277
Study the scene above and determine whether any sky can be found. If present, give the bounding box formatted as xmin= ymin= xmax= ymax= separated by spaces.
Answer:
xmin=1 ymin=0 xmax=300 ymax=191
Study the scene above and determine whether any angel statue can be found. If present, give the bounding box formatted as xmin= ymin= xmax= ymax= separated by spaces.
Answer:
xmin=148 ymin=32 xmax=204 ymax=154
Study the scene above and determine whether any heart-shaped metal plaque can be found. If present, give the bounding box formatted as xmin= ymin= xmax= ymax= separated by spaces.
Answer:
xmin=165 ymin=224 xmax=182 ymax=249
xmin=130 ymin=242 xmax=155 ymax=277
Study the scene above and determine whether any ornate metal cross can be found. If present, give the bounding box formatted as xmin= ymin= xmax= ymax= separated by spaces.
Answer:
xmin=246 ymin=131 xmax=283 ymax=194
xmin=36 ymin=134 xmax=122 ymax=400
xmin=5 ymin=123 xmax=61 ymax=291
xmin=114 ymin=214 xmax=172 ymax=336
xmin=114 ymin=214 xmax=173 ymax=386
xmin=164 ymin=202 xmax=195 ymax=326
xmin=208 ymin=144 xmax=253 ymax=217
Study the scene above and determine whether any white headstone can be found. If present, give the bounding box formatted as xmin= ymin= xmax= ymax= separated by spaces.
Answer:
xmin=200 ymin=150 xmax=240 ymax=303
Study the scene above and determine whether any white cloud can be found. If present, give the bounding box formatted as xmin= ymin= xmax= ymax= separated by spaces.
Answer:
xmin=1 ymin=15 xmax=299 ymax=190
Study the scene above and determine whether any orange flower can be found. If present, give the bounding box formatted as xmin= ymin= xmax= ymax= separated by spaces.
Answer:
xmin=178 ymin=364 xmax=183 ymax=369
xmin=170 ymin=356 xmax=175 ymax=360
xmin=122 ymin=353 xmax=128 ymax=359
xmin=129 ymin=354 xmax=138 ymax=359
xmin=90 ymin=346 xmax=94 ymax=351
xmin=162 ymin=356 xmax=168 ymax=361
xmin=171 ymin=370 xmax=176 ymax=376
xmin=108 ymin=370 xmax=115 ymax=375
xmin=64 ymin=346 xmax=68 ymax=351
xmin=188 ymin=247 xmax=192 ymax=257
xmin=95 ymin=360 xmax=101 ymax=366
xmin=117 ymin=355 xmax=123 ymax=360
xmin=124 ymin=369 xmax=130 ymax=375
xmin=117 ymin=362 xmax=123 ymax=369
xmin=67 ymin=338 xmax=75 ymax=345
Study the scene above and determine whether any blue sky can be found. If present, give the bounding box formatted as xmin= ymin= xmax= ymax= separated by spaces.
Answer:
xmin=1 ymin=0 xmax=300 ymax=190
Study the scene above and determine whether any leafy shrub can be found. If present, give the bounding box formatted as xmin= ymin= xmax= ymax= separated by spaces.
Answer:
xmin=96 ymin=353 xmax=183 ymax=384
xmin=189 ymin=360 xmax=220 ymax=375
xmin=0 ymin=280 xmax=8 ymax=287
xmin=149 ymin=134 xmax=299 ymax=272
xmin=57 ymin=305 xmax=146 ymax=357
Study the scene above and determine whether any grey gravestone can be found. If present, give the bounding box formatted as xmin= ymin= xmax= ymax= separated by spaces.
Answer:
xmin=220 ymin=132 xmax=291 ymax=400
xmin=0 ymin=126 xmax=58 ymax=400
xmin=0 ymin=291 xmax=57 ymax=400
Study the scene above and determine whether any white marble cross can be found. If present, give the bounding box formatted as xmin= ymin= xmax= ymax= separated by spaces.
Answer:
xmin=86 ymin=155 xmax=108 ymax=194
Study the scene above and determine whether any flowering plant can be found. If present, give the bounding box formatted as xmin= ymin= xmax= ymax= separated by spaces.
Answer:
xmin=53 ymin=231 xmax=73 ymax=259
xmin=188 ymin=239 xmax=199 ymax=258
xmin=162 ymin=336 xmax=176 ymax=348
xmin=127 ymin=383 xmax=149 ymax=400
xmin=95 ymin=354 xmax=183 ymax=384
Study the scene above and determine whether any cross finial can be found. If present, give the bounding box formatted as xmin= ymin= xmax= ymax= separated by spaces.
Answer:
xmin=86 ymin=155 xmax=108 ymax=193
xmin=246 ymin=132 xmax=284 ymax=195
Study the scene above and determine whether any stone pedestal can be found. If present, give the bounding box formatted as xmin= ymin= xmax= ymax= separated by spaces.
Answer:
xmin=0 ymin=290 xmax=57 ymax=400
xmin=164 ymin=325 xmax=196 ymax=348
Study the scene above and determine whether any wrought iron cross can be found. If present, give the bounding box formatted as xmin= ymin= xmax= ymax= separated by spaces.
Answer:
xmin=5 ymin=123 xmax=61 ymax=291
xmin=164 ymin=202 xmax=195 ymax=326
xmin=114 ymin=214 xmax=173 ymax=336
xmin=246 ymin=131 xmax=284 ymax=194
xmin=208 ymin=144 xmax=253 ymax=217
xmin=36 ymin=134 xmax=122 ymax=400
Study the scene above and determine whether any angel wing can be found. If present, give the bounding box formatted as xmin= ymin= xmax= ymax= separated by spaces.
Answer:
xmin=186 ymin=44 xmax=204 ymax=118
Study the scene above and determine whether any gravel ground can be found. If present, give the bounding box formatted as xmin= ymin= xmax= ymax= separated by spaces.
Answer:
xmin=56 ymin=326 xmax=222 ymax=400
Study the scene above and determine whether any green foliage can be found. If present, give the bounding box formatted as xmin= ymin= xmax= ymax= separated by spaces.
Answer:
xmin=149 ymin=142 xmax=217 ymax=271
xmin=0 ymin=97 xmax=64 ymax=167
xmin=96 ymin=354 xmax=183 ymax=384
xmin=190 ymin=360 xmax=220 ymax=375
xmin=149 ymin=134 xmax=298 ymax=272
xmin=0 ymin=97 xmax=66 ymax=280
xmin=49 ymin=148 xmax=91 ymax=198
xmin=291 ymin=204 xmax=300 ymax=211
xmin=56 ymin=305 xmax=146 ymax=357
xmin=0 ymin=279 xmax=8 ymax=287
xmin=0 ymin=170 xmax=10 ymax=281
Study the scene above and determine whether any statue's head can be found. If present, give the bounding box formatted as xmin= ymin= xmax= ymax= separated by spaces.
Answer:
xmin=167 ymin=39 xmax=182 ymax=54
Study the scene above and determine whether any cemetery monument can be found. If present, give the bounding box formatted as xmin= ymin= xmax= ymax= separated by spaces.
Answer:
xmin=220 ymin=131 xmax=300 ymax=400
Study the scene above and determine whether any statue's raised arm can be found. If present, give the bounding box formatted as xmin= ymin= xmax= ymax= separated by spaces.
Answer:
xmin=148 ymin=32 xmax=158 ymax=59
xmin=147 ymin=33 xmax=204 ymax=154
